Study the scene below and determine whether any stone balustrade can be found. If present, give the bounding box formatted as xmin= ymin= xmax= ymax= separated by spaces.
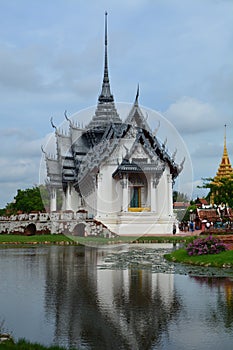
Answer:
xmin=0 ymin=211 xmax=115 ymax=238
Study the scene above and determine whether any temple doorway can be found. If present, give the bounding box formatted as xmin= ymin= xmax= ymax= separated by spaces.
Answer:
xmin=130 ymin=187 xmax=141 ymax=208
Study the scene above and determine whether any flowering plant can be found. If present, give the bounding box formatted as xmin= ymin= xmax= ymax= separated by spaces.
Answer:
xmin=186 ymin=235 xmax=228 ymax=256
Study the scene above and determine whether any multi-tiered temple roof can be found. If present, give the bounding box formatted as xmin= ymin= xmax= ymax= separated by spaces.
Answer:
xmin=44 ymin=13 xmax=183 ymax=200
xmin=213 ymin=125 xmax=233 ymax=183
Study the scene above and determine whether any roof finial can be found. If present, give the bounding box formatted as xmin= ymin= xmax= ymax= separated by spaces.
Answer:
xmin=64 ymin=110 xmax=72 ymax=126
xmin=104 ymin=11 xmax=108 ymax=80
xmin=135 ymin=84 xmax=139 ymax=106
xmin=98 ymin=11 xmax=114 ymax=103
xmin=105 ymin=11 xmax=108 ymax=46
xmin=224 ymin=124 xmax=227 ymax=148
xmin=50 ymin=117 xmax=57 ymax=131
xmin=41 ymin=145 xmax=47 ymax=156
xmin=223 ymin=124 xmax=228 ymax=158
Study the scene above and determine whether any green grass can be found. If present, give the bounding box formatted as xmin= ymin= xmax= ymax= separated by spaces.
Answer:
xmin=134 ymin=235 xmax=197 ymax=244
xmin=0 ymin=338 xmax=75 ymax=350
xmin=164 ymin=248 xmax=233 ymax=268
xmin=0 ymin=234 xmax=197 ymax=246
xmin=0 ymin=234 xmax=74 ymax=245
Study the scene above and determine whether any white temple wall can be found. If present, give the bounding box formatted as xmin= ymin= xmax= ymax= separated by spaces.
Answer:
xmin=85 ymin=190 xmax=97 ymax=218
xmin=70 ymin=187 xmax=81 ymax=212
xmin=156 ymin=166 xmax=171 ymax=218
xmin=96 ymin=163 xmax=122 ymax=218
xmin=113 ymin=178 xmax=122 ymax=213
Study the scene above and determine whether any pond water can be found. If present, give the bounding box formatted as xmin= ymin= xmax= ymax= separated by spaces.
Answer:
xmin=0 ymin=244 xmax=233 ymax=350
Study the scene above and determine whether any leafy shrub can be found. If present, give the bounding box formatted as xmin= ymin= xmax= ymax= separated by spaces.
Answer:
xmin=186 ymin=235 xmax=228 ymax=256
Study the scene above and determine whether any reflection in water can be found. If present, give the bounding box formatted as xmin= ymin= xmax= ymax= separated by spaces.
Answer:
xmin=44 ymin=246 xmax=181 ymax=349
xmin=190 ymin=276 xmax=233 ymax=330
xmin=0 ymin=246 xmax=233 ymax=349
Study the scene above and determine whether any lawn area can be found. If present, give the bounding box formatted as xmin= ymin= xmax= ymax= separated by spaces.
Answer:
xmin=134 ymin=235 xmax=197 ymax=244
xmin=0 ymin=234 xmax=74 ymax=245
xmin=164 ymin=248 xmax=233 ymax=268
xmin=66 ymin=234 xmax=197 ymax=246
xmin=0 ymin=234 xmax=197 ymax=246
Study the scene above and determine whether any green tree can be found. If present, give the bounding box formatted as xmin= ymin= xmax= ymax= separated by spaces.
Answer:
xmin=5 ymin=186 xmax=45 ymax=214
xmin=198 ymin=175 xmax=233 ymax=208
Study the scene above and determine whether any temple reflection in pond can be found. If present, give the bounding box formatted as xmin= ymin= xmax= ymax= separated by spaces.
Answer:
xmin=44 ymin=246 xmax=181 ymax=349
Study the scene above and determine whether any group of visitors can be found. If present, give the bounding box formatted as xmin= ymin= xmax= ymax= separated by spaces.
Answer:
xmin=179 ymin=221 xmax=196 ymax=232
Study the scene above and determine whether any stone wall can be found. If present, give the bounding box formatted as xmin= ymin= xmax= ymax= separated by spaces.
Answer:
xmin=0 ymin=212 xmax=115 ymax=237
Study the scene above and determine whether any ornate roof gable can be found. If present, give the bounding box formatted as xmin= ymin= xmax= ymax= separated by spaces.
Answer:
xmin=124 ymin=87 xmax=151 ymax=133
xmin=41 ymin=147 xmax=61 ymax=187
xmin=56 ymin=132 xmax=73 ymax=159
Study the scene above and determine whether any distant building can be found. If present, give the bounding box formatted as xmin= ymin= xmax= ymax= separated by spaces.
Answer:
xmin=210 ymin=125 xmax=233 ymax=204
xmin=173 ymin=202 xmax=190 ymax=210
xmin=195 ymin=198 xmax=208 ymax=208
xmin=214 ymin=125 xmax=233 ymax=181
xmin=43 ymin=13 xmax=184 ymax=235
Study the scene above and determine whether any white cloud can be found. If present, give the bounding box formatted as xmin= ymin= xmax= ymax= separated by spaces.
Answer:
xmin=164 ymin=96 xmax=220 ymax=134
xmin=0 ymin=129 xmax=49 ymax=207
xmin=191 ymin=142 xmax=223 ymax=159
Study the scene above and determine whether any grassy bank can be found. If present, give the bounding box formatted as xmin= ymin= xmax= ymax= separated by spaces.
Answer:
xmin=0 ymin=338 xmax=75 ymax=350
xmin=134 ymin=235 xmax=197 ymax=244
xmin=0 ymin=234 xmax=74 ymax=245
xmin=0 ymin=234 xmax=197 ymax=246
xmin=164 ymin=248 xmax=233 ymax=268
xmin=66 ymin=234 xmax=197 ymax=246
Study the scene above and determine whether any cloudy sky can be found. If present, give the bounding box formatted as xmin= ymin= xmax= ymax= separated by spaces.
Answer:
xmin=0 ymin=0 xmax=232 ymax=208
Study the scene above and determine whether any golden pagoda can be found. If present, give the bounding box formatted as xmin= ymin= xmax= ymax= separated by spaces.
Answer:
xmin=210 ymin=125 xmax=233 ymax=204
xmin=214 ymin=125 xmax=233 ymax=181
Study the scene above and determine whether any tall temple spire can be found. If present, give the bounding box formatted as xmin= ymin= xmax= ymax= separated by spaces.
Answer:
xmin=98 ymin=11 xmax=114 ymax=103
xmin=87 ymin=12 xmax=121 ymax=130
xmin=214 ymin=124 xmax=233 ymax=181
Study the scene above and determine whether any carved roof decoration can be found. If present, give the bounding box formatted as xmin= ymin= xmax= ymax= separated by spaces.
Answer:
xmin=56 ymin=132 xmax=72 ymax=158
xmin=43 ymin=155 xmax=61 ymax=187
xmin=124 ymin=90 xmax=151 ymax=132
xmin=112 ymin=155 xmax=166 ymax=180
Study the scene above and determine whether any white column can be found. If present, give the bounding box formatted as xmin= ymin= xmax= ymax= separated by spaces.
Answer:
xmin=61 ymin=190 xmax=66 ymax=211
xmin=50 ymin=187 xmax=57 ymax=212
xmin=167 ymin=174 xmax=173 ymax=216
xmin=150 ymin=176 xmax=157 ymax=212
xmin=96 ymin=173 xmax=102 ymax=217
xmin=65 ymin=183 xmax=72 ymax=211
xmin=122 ymin=175 xmax=128 ymax=212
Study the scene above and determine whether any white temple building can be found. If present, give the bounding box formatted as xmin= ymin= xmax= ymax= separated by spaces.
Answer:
xmin=44 ymin=13 xmax=184 ymax=235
